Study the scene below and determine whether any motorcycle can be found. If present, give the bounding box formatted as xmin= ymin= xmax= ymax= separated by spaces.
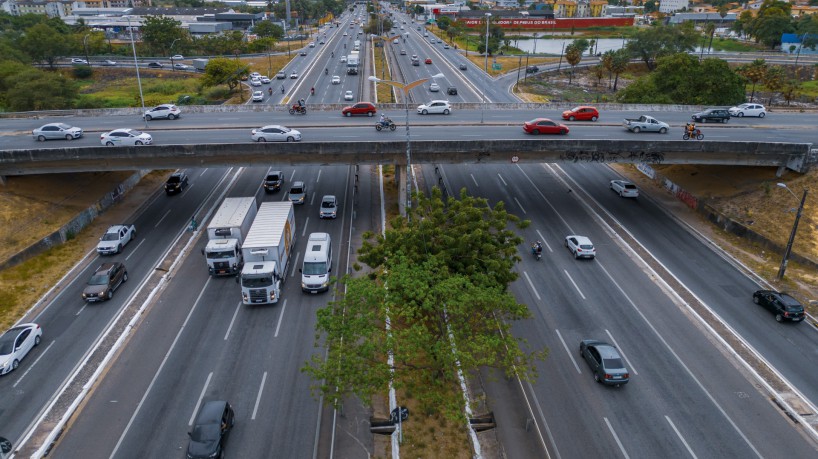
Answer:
xmin=683 ymin=128 xmax=703 ymax=140
xmin=289 ymin=105 xmax=307 ymax=115
xmin=531 ymin=245 xmax=542 ymax=261
xmin=375 ymin=120 xmax=396 ymax=131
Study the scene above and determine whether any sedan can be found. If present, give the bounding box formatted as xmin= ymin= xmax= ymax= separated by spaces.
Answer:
xmin=252 ymin=90 xmax=264 ymax=102
xmin=290 ymin=71 xmax=299 ymax=79
xmin=344 ymin=90 xmax=354 ymax=101
xmin=459 ymin=63 xmax=467 ymax=70
xmin=171 ymin=54 xmax=184 ymax=60
xmin=143 ymin=104 xmax=181 ymax=120
xmin=250 ymin=78 xmax=262 ymax=87
xmin=300 ymin=51 xmax=307 ymax=56
xmin=692 ymin=108 xmax=730 ymax=123
xmin=610 ymin=180 xmax=639 ymax=198
xmin=752 ymin=290 xmax=805 ymax=322
xmin=147 ymin=62 xmax=163 ymax=68
xmin=565 ymin=235 xmax=595 ymax=259
xmin=331 ymin=75 xmax=341 ymax=84
xmin=429 ymin=82 xmax=440 ymax=92
xmin=579 ymin=340 xmax=629 ymax=386
xmin=729 ymin=103 xmax=766 ymax=118
xmin=562 ymin=106 xmax=599 ymax=121
xmin=417 ymin=100 xmax=451 ymax=115
xmin=71 ymin=58 xmax=88 ymax=65
xmin=102 ymin=59 xmax=117 ymax=66
xmin=33 ymin=123 xmax=83 ymax=141
xmin=173 ymin=63 xmax=189 ymax=70
xmin=260 ymin=76 xmax=271 ymax=84
xmin=251 ymin=125 xmax=302 ymax=142
xmin=342 ymin=102 xmax=377 ymax=117
xmin=0 ymin=323 xmax=42 ymax=375
xmin=523 ymin=118 xmax=569 ymax=135
xmin=400 ymin=49 xmax=407 ymax=55
xmin=100 ymin=129 xmax=152 ymax=146
xmin=187 ymin=401 xmax=234 ymax=459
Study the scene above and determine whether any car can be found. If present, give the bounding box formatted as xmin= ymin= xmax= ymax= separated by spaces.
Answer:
xmin=173 ymin=63 xmax=189 ymax=70
xmin=344 ymin=90 xmax=354 ymax=101
xmin=429 ymin=82 xmax=440 ymax=92
xmin=443 ymin=44 xmax=450 ymax=49
xmin=331 ymin=75 xmax=341 ymax=84
xmin=171 ymin=54 xmax=184 ymax=60
xmin=263 ymin=169 xmax=284 ymax=192
xmin=400 ymin=49 xmax=407 ymax=55
xmin=692 ymin=108 xmax=730 ymax=123
xmin=143 ymin=104 xmax=181 ymax=121
xmin=423 ymin=32 xmax=429 ymax=36
xmin=165 ymin=171 xmax=189 ymax=194
xmin=251 ymin=125 xmax=302 ymax=142
xmin=610 ymin=180 xmax=639 ymax=198
xmin=300 ymin=51 xmax=307 ymax=56
xmin=250 ymin=78 xmax=262 ymax=87
xmin=100 ymin=128 xmax=152 ymax=146
xmin=102 ymin=59 xmax=117 ymax=66
xmin=523 ymin=118 xmax=569 ymax=135
xmin=147 ymin=61 xmax=163 ymax=68
xmin=290 ymin=71 xmax=299 ymax=79
xmin=412 ymin=59 xmax=420 ymax=66
xmin=342 ymin=102 xmax=377 ymax=117
xmin=0 ymin=323 xmax=42 ymax=375
xmin=526 ymin=65 xmax=539 ymax=74
xmin=82 ymin=262 xmax=128 ymax=302
xmin=752 ymin=290 xmax=806 ymax=322
xmin=579 ymin=340 xmax=629 ymax=386
xmin=249 ymin=72 xmax=261 ymax=79
xmin=562 ymin=106 xmax=599 ymax=122
xmin=393 ymin=38 xmax=399 ymax=44
xmin=447 ymin=86 xmax=458 ymax=96
xmin=340 ymin=56 xmax=347 ymax=63
xmin=343 ymin=32 xmax=348 ymax=36
xmin=411 ymin=54 xmax=418 ymax=60
xmin=32 ymin=123 xmax=83 ymax=141
xmin=289 ymin=181 xmax=307 ymax=205
xmin=187 ymin=401 xmax=234 ymax=459
xmin=309 ymin=42 xmax=316 ymax=47
xmin=319 ymin=195 xmax=338 ymax=219
xmin=260 ymin=76 xmax=271 ymax=84
xmin=417 ymin=100 xmax=451 ymax=115
xmin=96 ymin=224 xmax=136 ymax=255
xmin=425 ymin=58 xmax=432 ymax=64
xmin=71 ymin=58 xmax=88 ymax=65
xmin=276 ymin=71 xmax=286 ymax=79
xmin=729 ymin=103 xmax=766 ymax=118
xmin=564 ymin=235 xmax=596 ymax=259
xmin=252 ymin=90 xmax=264 ymax=102
xmin=319 ymin=40 xmax=325 ymax=44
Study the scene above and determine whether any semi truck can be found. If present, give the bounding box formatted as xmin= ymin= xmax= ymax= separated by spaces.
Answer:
xmin=347 ymin=54 xmax=359 ymax=75
xmin=204 ymin=197 xmax=258 ymax=276
xmin=238 ymin=201 xmax=296 ymax=305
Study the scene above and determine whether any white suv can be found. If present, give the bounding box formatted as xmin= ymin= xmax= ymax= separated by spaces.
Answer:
xmin=565 ymin=235 xmax=596 ymax=259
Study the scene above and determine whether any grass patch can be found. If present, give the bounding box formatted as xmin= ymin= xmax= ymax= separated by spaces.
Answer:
xmin=372 ymin=47 xmax=395 ymax=103
xmin=708 ymin=37 xmax=767 ymax=52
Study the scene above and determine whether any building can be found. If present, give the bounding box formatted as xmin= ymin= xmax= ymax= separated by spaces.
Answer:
xmin=659 ymin=0 xmax=689 ymax=14
xmin=782 ymin=33 xmax=818 ymax=55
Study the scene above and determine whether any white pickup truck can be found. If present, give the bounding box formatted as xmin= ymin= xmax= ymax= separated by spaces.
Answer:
xmin=623 ymin=115 xmax=669 ymax=134
xmin=96 ymin=224 xmax=136 ymax=255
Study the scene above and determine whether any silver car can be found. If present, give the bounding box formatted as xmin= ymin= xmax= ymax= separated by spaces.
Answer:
xmin=610 ymin=180 xmax=639 ymax=198
xmin=33 ymin=123 xmax=83 ymax=141
xmin=100 ymin=129 xmax=152 ymax=146
xmin=251 ymin=125 xmax=301 ymax=142
xmin=0 ymin=323 xmax=42 ymax=375
xmin=565 ymin=235 xmax=596 ymax=259
xmin=417 ymin=100 xmax=451 ymax=115
xmin=580 ymin=340 xmax=629 ymax=386
xmin=319 ymin=195 xmax=338 ymax=219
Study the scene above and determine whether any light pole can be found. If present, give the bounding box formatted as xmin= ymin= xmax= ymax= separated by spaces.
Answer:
xmin=169 ymin=37 xmax=180 ymax=71
xmin=484 ymin=13 xmax=491 ymax=73
xmin=368 ymin=73 xmax=444 ymax=217
xmin=124 ymin=16 xmax=148 ymax=128
xmin=775 ymin=183 xmax=809 ymax=281
xmin=794 ymin=33 xmax=807 ymax=68
xmin=83 ymin=34 xmax=91 ymax=67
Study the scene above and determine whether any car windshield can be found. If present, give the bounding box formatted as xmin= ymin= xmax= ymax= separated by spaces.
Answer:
xmin=570 ymin=107 xmax=581 ymax=112
xmin=322 ymin=201 xmax=335 ymax=208
xmin=290 ymin=187 xmax=304 ymax=194
xmin=242 ymin=276 xmax=273 ymax=288
xmin=303 ymin=261 xmax=328 ymax=275
xmin=0 ymin=335 xmax=15 ymax=355
xmin=167 ymin=177 xmax=181 ymax=184
xmin=205 ymin=249 xmax=234 ymax=259
xmin=88 ymin=274 xmax=110 ymax=285
xmin=266 ymin=175 xmax=280 ymax=181
xmin=101 ymin=233 xmax=119 ymax=241
xmin=603 ymin=358 xmax=624 ymax=370
xmin=189 ymin=423 xmax=220 ymax=443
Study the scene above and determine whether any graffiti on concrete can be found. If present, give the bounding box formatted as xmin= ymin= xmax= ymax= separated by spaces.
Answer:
xmin=663 ymin=178 xmax=698 ymax=209
xmin=559 ymin=151 xmax=665 ymax=164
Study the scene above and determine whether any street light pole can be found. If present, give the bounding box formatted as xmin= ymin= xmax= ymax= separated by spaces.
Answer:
xmin=776 ymin=184 xmax=809 ymax=281
xmin=125 ymin=16 xmax=148 ymax=128
xmin=484 ymin=13 xmax=491 ymax=73
xmin=169 ymin=37 xmax=180 ymax=71
xmin=83 ymin=34 xmax=91 ymax=68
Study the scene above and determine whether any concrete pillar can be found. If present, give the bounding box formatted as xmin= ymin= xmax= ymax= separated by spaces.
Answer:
xmin=396 ymin=164 xmax=406 ymax=217
xmin=0 ymin=175 xmax=5 ymax=186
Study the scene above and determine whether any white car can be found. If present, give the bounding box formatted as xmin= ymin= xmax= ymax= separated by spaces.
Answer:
xmin=171 ymin=54 xmax=184 ymax=60
xmin=251 ymin=125 xmax=302 ymax=142
xmin=319 ymin=195 xmax=338 ymax=219
xmin=610 ymin=180 xmax=639 ymax=198
xmin=71 ymin=58 xmax=88 ymax=65
xmin=102 ymin=59 xmax=117 ymax=66
xmin=276 ymin=71 xmax=286 ymax=79
xmin=429 ymin=82 xmax=440 ymax=92
xmin=100 ymin=128 xmax=153 ymax=146
xmin=250 ymin=78 xmax=262 ymax=87
xmin=417 ymin=100 xmax=451 ymax=115
xmin=290 ymin=71 xmax=299 ymax=79
xmin=173 ymin=63 xmax=189 ymax=70
xmin=331 ymin=75 xmax=341 ymax=84
xmin=565 ymin=235 xmax=596 ymax=260
xmin=32 ymin=123 xmax=83 ymax=141
xmin=728 ymin=103 xmax=766 ymax=118
xmin=143 ymin=104 xmax=181 ymax=120
xmin=0 ymin=323 xmax=42 ymax=375
xmin=309 ymin=42 xmax=316 ymax=47
xmin=252 ymin=90 xmax=264 ymax=102
xmin=250 ymin=72 xmax=261 ymax=79
xmin=343 ymin=32 xmax=348 ymax=36
xmin=261 ymin=76 xmax=271 ymax=84
xmin=344 ymin=90 xmax=354 ymax=101
xmin=340 ymin=56 xmax=347 ymax=63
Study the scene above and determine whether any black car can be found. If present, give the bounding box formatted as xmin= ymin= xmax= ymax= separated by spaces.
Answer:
xmin=82 ymin=262 xmax=128 ymax=302
xmin=187 ymin=401 xmax=234 ymax=459
xmin=459 ymin=63 xmax=467 ymax=71
xmin=752 ymin=290 xmax=805 ymax=322
xmin=447 ymin=86 xmax=458 ymax=96
xmin=263 ymin=169 xmax=283 ymax=192
xmin=147 ymin=62 xmax=163 ymax=69
xmin=691 ymin=108 xmax=730 ymax=123
xmin=579 ymin=340 xmax=629 ymax=386
xmin=526 ymin=65 xmax=539 ymax=74
xmin=165 ymin=172 xmax=189 ymax=195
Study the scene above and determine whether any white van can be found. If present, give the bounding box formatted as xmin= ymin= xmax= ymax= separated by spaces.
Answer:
xmin=300 ymin=233 xmax=332 ymax=293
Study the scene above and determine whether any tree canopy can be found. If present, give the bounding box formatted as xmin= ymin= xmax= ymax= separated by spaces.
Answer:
xmin=626 ymin=22 xmax=699 ymax=70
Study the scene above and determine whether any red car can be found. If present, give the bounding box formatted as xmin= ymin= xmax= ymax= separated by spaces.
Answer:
xmin=425 ymin=58 xmax=432 ymax=64
xmin=523 ymin=118 xmax=569 ymax=135
xmin=342 ymin=102 xmax=377 ymax=117
xmin=561 ymin=106 xmax=599 ymax=122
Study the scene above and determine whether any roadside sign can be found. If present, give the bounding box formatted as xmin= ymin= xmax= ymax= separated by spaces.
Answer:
xmin=511 ymin=155 xmax=519 ymax=163
xmin=492 ymin=63 xmax=501 ymax=70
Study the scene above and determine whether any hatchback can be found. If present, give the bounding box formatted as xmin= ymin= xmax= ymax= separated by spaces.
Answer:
xmin=143 ymin=104 xmax=181 ymax=121
xmin=187 ymin=401 xmax=234 ymax=459
xmin=173 ymin=63 xmax=189 ymax=70
xmin=417 ymin=100 xmax=451 ymax=115
xmin=82 ymin=262 xmax=128 ymax=302
xmin=147 ymin=62 xmax=163 ymax=68
xmin=263 ymin=169 xmax=283 ymax=192
xmin=319 ymin=195 xmax=338 ymax=219
xmin=171 ymin=54 xmax=184 ymax=60
xmin=752 ymin=290 xmax=805 ymax=322
xmin=565 ymin=235 xmax=595 ymax=259
xmin=729 ymin=103 xmax=766 ymax=118
xmin=100 ymin=129 xmax=152 ymax=146
xmin=276 ymin=71 xmax=286 ymax=79
xmin=425 ymin=58 xmax=432 ymax=64
xmin=580 ymin=340 xmax=629 ymax=386
xmin=165 ymin=171 xmax=189 ymax=194
xmin=33 ymin=123 xmax=83 ymax=141
xmin=0 ymin=323 xmax=42 ymax=375
xmin=459 ymin=63 xmax=467 ymax=71
xmin=342 ymin=102 xmax=377 ymax=117
xmin=344 ymin=90 xmax=354 ymax=101
xmin=71 ymin=58 xmax=88 ymax=65
xmin=331 ymin=75 xmax=341 ymax=84
xmin=289 ymin=181 xmax=307 ymax=205
xmin=290 ymin=71 xmax=299 ymax=79
xmin=429 ymin=82 xmax=440 ymax=92
xmin=562 ymin=106 xmax=599 ymax=122
xmin=251 ymin=125 xmax=301 ymax=142
xmin=523 ymin=118 xmax=569 ymax=135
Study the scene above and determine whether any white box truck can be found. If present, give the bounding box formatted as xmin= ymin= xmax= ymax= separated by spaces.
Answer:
xmin=239 ymin=201 xmax=296 ymax=305
xmin=347 ymin=54 xmax=359 ymax=75
xmin=300 ymin=232 xmax=332 ymax=293
xmin=204 ymin=197 xmax=258 ymax=276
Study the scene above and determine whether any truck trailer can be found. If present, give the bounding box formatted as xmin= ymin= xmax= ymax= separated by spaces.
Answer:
xmin=239 ymin=201 xmax=296 ymax=305
xmin=204 ymin=197 xmax=258 ymax=276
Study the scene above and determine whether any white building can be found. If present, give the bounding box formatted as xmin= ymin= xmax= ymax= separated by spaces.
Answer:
xmin=659 ymin=0 xmax=689 ymax=14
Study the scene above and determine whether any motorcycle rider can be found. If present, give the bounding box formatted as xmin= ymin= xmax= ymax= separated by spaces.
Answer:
xmin=325 ymin=68 xmax=328 ymax=75
xmin=281 ymin=85 xmax=285 ymax=94
xmin=310 ymin=87 xmax=315 ymax=95
xmin=331 ymin=51 xmax=334 ymax=58
xmin=686 ymin=122 xmax=697 ymax=137
xmin=379 ymin=113 xmax=387 ymax=126
xmin=531 ymin=241 xmax=543 ymax=257
xmin=268 ymin=87 xmax=273 ymax=96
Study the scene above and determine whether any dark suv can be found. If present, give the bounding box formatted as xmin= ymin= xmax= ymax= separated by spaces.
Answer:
xmin=752 ymin=290 xmax=805 ymax=323
xmin=263 ymin=170 xmax=283 ymax=192
xmin=82 ymin=262 xmax=128 ymax=302
xmin=447 ymin=86 xmax=458 ymax=96
xmin=526 ymin=65 xmax=539 ymax=74
xmin=165 ymin=172 xmax=189 ymax=195
xmin=691 ymin=108 xmax=730 ymax=123
xmin=187 ymin=401 xmax=234 ymax=459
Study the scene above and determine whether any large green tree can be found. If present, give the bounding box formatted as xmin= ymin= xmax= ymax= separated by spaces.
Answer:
xmin=3 ymin=67 xmax=77 ymax=110
xmin=200 ymin=57 xmax=247 ymax=92
xmin=20 ymin=23 xmax=71 ymax=69
xmin=626 ymin=22 xmax=699 ymax=70
xmin=737 ymin=58 xmax=768 ymax=102
xmin=253 ymin=20 xmax=284 ymax=39
xmin=140 ymin=15 xmax=187 ymax=56
xmin=565 ymin=43 xmax=582 ymax=84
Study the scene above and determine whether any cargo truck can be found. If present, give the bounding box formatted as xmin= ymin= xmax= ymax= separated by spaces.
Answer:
xmin=204 ymin=197 xmax=258 ymax=276
xmin=238 ymin=202 xmax=296 ymax=305
xmin=192 ymin=58 xmax=209 ymax=72
xmin=347 ymin=54 xmax=359 ymax=75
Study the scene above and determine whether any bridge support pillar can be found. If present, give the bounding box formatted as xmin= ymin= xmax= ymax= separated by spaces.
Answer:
xmin=0 ymin=175 xmax=5 ymax=186
xmin=396 ymin=164 xmax=407 ymax=217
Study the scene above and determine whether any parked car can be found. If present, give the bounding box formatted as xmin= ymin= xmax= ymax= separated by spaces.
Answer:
xmin=417 ymin=100 xmax=451 ymax=115
xmin=579 ymin=340 xmax=629 ymax=386
xmin=610 ymin=180 xmax=639 ymax=198
xmin=100 ymin=129 xmax=152 ymax=146
xmin=147 ymin=61 xmax=163 ymax=68
xmin=0 ymin=323 xmax=42 ymax=375
xmin=252 ymin=90 xmax=264 ymax=102
xmin=692 ymin=108 xmax=730 ymax=123
xmin=143 ymin=104 xmax=181 ymax=121
xmin=523 ymin=118 xmax=569 ymax=135
xmin=331 ymin=75 xmax=341 ymax=84
xmin=165 ymin=171 xmax=189 ymax=194
xmin=564 ymin=235 xmax=595 ymax=259
xmin=729 ymin=103 xmax=766 ymax=118
xmin=251 ymin=125 xmax=301 ymax=142
xmin=319 ymin=195 xmax=338 ymax=219
xmin=342 ymin=102 xmax=377 ymax=117
xmin=32 ymin=123 xmax=83 ymax=141
xmin=429 ymin=82 xmax=440 ymax=92
xmin=562 ymin=106 xmax=599 ymax=122
xmin=289 ymin=181 xmax=307 ymax=205
xmin=82 ymin=262 xmax=128 ymax=302
xmin=187 ymin=401 xmax=234 ymax=459
xmin=752 ymin=290 xmax=805 ymax=322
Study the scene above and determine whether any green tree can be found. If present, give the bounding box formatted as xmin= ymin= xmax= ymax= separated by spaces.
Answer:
xmin=627 ymin=23 xmax=699 ymax=70
xmin=303 ymin=188 xmax=545 ymax=420
xmin=3 ymin=68 xmax=77 ymax=110
xmin=616 ymin=77 xmax=671 ymax=104
xmin=201 ymin=57 xmax=247 ymax=92
xmin=795 ymin=15 xmax=818 ymax=50
xmin=610 ymin=48 xmax=630 ymax=91
xmin=436 ymin=15 xmax=452 ymax=31
xmin=253 ymin=20 xmax=284 ymax=39
xmin=591 ymin=64 xmax=606 ymax=87
xmin=565 ymin=43 xmax=582 ymax=84
xmin=601 ymin=49 xmax=615 ymax=88
xmin=753 ymin=15 xmax=794 ymax=48
xmin=762 ymin=65 xmax=786 ymax=105
xmin=140 ymin=15 xmax=187 ymax=56
xmin=704 ymin=22 xmax=716 ymax=53
xmin=737 ymin=58 xmax=767 ymax=102
xmin=780 ymin=77 xmax=801 ymax=105
xmin=20 ymin=23 xmax=71 ymax=69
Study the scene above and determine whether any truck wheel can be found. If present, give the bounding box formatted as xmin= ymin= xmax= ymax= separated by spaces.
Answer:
xmin=659 ymin=127 xmax=667 ymax=134
xmin=632 ymin=127 xmax=640 ymax=133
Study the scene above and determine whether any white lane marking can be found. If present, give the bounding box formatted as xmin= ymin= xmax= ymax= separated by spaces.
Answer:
xmin=470 ymin=174 xmax=479 ymax=187
xmin=310 ymin=191 xmax=316 ymax=206
xmin=252 ymin=371 xmax=268 ymax=420
xmin=535 ymin=230 xmax=553 ymax=253
xmin=555 ymin=330 xmax=581 ymax=374
xmin=199 ymin=168 xmax=208 ymax=176
xmin=604 ymin=417 xmax=630 ymax=459
xmin=153 ymin=209 xmax=172 ymax=228
xmin=666 ymin=415 xmax=698 ymax=458
xmin=14 ymin=340 xmax=56 ymax=388
xmin=461 ymin=134 xmax=483 ymax=137
xmin=274 ymin=300 xmax=287 ymax=338
xmin=125 ymin=239 xmax=146 ymax=261
xmin=605 ymin=329 xmax=637 ymax=375
xmin=497 ymin=173 xmax=507 ymax=186
xmin=290 ymin=253 xmax=301 ymax=278
xmin=514 ymin=197 xmax=526 ymax=214
xmin=524 ymin=380 xmax=559 ymax=459
xmin=562 ymin=269 xmax=585 ymax=300
xmin=523 ymin=272 xmax=541 ymax=301
xmin=302 ymin=218 xmax=310 ymax=237
xmin=188 ymin=372 xmax=213 ymax=426
xmin=289 ymin=170 xmax=296 ymax=181
xmin=75 ymin=303 xmax=87 ymax=316
xmin=224 ymin=301 xmax=242 ymax=340
xmin=316 ymin=169 xmax=322 ymax=183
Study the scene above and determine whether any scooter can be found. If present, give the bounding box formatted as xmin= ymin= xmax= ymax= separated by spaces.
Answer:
xmin=375 ymin=120 xmax=396 ymax=131
xmin=289 ymin=105 xmax=307 ymax=115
